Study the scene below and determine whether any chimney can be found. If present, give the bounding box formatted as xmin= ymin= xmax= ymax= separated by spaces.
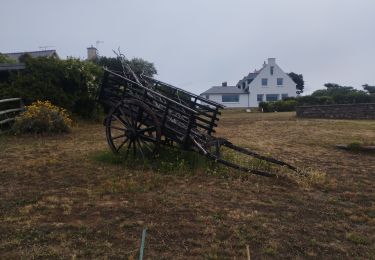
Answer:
xmin=268 ymin=58 xmax=276 ymax=65
xmin=87 ymin=46 xmax=98 ymax=60
xmin=222 ymin=82 xmax=227 ymax=87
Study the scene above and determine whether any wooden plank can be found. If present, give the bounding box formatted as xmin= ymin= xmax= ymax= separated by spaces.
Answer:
xmin=141 ymin=74 xmax=225 ymax=108
xmin=0 ymin=98 xmax=22 ymax=104
xmin=105 ymin=69 xmax=198 ymax=114
xmin=0 ymin=108 xmax=24 ymax=116
xmin=0 ymin=117 xmax=15 ymax=125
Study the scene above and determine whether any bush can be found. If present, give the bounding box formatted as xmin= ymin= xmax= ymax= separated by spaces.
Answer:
xmin=0 ymin=57 xmax=103 ymax=119
xmin=259 ymin=99 xmax=298 ymax=112
xmin=296 ymin=95 xmax=334 ymax=106
xmin=297 ymin=84 xmax=375 ymax=106
xmin=12 ymin=100 xmax=72 ymax=134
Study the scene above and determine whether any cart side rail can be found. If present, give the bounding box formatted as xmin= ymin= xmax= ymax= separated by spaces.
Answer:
xmin=141 ymin=74 xmax=225 ymax=109
xmin=141 ymin=74 xmax=223 ymax=135
xmin=100 ymin=69 xmax=198 ymax=115
xmin=98 ymin=69 xmax=201 ymax=143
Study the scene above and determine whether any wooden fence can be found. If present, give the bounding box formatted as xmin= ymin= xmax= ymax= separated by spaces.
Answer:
xmin=0 ymin=98 xmax=25 ymax=132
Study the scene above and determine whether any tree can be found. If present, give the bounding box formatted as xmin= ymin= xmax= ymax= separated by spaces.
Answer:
xmin=95 ymin=56 xmax=157 ymax=77
xmin=18 ymin=53 xmax=32 ymax=63
xmin=363 ymin=84 xmax=375 ymax=95
xmin=288 ymin=72 xmax=304 ymax=94
xmin=0 ymin=53 xmax=16 ymax=64
xmin=310 ymin=83 xmax=374 ymax=104
xmin=323 ymin=83 xmax=342 ymax=89
xmin=0 ymin=56 xmax=103 ymax=119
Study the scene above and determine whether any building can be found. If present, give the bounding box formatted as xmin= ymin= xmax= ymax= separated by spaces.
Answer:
xmin=87 ymin=46 xmax=98 ymax=61
xmin=4 ymin=50 xmax=58 ymax=62
xmin=200 ymin=58 xmax=297 ymax=108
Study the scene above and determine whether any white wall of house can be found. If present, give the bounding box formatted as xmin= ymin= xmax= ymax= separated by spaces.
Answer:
xmin=205 ymin=93 xmax=249 ymax=108
xmin=248 ymin=58 xmax=297 ymax=107
xmin=201 ymin=58 xmax=297 ymax=108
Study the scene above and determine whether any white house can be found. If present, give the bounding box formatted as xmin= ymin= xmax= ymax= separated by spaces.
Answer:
xmin=200 ymin=58 xmax=297 ymax=108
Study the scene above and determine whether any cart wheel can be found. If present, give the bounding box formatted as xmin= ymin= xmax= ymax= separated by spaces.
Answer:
xmin=105 ymin=99 xmax=161 ymax=158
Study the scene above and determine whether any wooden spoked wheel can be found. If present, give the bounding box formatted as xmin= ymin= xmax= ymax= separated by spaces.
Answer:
xmin=105 ymin=99 xmax=161 ymax=158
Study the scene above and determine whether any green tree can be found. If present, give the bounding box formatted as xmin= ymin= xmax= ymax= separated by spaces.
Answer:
xmin=18 ymin=53 xmax=33 ymax=63
xmin=95 ymin=56 xmax=157 ymax=77
xmin=363 ymin=84 xmax=375 ymax=95
xmin=288 ymin=72 xmax=304 ymax=94
xmin=310 ymin=83 xmax=374 ymax=104
xmin=0 ymin=53 xmax=16 ymax=63
xmin=0 ymin=57 xmax=103 ymax=119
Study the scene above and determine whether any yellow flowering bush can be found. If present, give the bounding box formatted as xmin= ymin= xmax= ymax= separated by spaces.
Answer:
xmin=13 ymin=101 xmax=72 ymax=134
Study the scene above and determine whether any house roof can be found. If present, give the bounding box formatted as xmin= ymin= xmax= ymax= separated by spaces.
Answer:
xmin=236 ymin=68 xmax=264 ymax=87
xmin=201 ymin=86 xmax=247 ymax=95
xmin=0 ymin=63 xmax=26 ymax=71
xmin=4 ymin=50 xmax=58 ymax=62
xmin=246 ymin=72 xmax=259 ymax=80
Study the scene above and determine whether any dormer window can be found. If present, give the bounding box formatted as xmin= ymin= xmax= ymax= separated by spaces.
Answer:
xmin=270 ymin=66 xmax=274 ymax=75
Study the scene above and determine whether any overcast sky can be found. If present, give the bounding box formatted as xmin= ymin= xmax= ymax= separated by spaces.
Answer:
xmin=1 ymin=0 xmax=374 ymax=94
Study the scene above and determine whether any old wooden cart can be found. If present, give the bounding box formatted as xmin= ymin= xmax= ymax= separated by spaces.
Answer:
xmin=98 ymin=68 xmax=297 ymax=177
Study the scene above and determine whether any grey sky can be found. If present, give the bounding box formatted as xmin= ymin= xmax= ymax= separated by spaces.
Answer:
xmin=1 ymin=0 xmax=374 ymax=94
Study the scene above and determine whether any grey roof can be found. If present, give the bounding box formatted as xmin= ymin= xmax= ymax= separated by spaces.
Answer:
xmin=0 ymin=63 xmax=25 ymax=71
xmin=236 ymin=66 xmax=266 ymax=87
xmin=4 ymin=50 xmax=58 ymax=62
xmin=246 ymin=72 xmax=258 ymax=80
xmin=200 ymin=86 xmax=247 ymax=95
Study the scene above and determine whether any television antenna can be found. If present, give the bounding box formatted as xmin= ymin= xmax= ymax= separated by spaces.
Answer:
xmin=96 ymin=40 xmax=104 ymax=49
xmin=39 ymin=45 xmax=55 ymax=50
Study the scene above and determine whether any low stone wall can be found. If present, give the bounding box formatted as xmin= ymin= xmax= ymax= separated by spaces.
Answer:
xmin=296 ymin=103 xmax=375 ymax=120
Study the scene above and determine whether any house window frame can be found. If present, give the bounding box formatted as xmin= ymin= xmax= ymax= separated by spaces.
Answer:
xmin=257 ymin=94 xmax=263 ymax=102
xmin=266 ymin=94 xmax=279 ymax=101
xmin=277 ymin=78 xmax=283 ymax=86
xmin=281 ymin=93 xmax=288 ymax=100
xmin=222 ymin=94 xmax=240 ymax=103
xmin=270 ymin=66 xmax=274 ymax=75
xmin=261 ymin=78 xmax=268 ymax=86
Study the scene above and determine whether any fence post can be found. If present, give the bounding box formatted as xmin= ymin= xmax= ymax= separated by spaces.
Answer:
xmin=0 ymin=98 xmax=25 ymax=132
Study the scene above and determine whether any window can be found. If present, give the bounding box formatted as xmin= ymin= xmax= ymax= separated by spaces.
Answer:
xmin=261 ymin=78 xmax=268 ymax=86
xmin=270 ymin=66 xmax=274 ymax=75
xmin=266 ymin=94 xmax=279 ymax=101
xmin=277 ymin=78 xmax=283 ymax=86
xmin=281 ymin=94 xmax=288 ymax=100
xmin=222 ymin=94 xmax=239 ymax=102
xmin=257 ymin=94 xmax=263 ymax=102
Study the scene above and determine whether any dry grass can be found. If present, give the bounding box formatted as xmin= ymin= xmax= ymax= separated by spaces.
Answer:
xmin=1 ymin=111 xmax=375 ymax=259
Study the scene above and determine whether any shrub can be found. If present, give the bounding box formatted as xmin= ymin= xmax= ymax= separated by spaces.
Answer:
xmin=259 ymin=101 xmax=270 ymax=112
xmin=297 ymin=84 xmax=375 ymax=106
xmin=296 ymin=95 xmax=335 ymax=106
xmin=259 ymin=99 xmax=298 ymax=112
xmin=0 ymin=57 xmax=103 ymax=119
xmin=12 ymin=100 xmax=72 ymax=134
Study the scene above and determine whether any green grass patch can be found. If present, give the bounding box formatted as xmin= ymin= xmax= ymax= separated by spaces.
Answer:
xmin=343 ymin=142 xmax=375 ymax=154
xmin=346 ymin=232 xmax=370 ymax=245
xmin=91 ymin=146 xmax=212 ymax=175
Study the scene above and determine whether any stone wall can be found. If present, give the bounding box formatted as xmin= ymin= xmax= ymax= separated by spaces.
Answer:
xmin=296 ymin=103 xmax=375 ymax=120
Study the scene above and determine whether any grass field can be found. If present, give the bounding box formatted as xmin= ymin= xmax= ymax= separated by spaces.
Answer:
xmin=1 ymin=111 xmax=374 ymax=259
